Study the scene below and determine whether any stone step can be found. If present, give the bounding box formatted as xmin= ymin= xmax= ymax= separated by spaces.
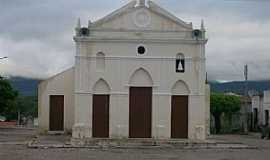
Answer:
xmin=27 ymin=138 xmax=258 ymax=149
xmin=68 ymin=138 xmax=257 ymax=149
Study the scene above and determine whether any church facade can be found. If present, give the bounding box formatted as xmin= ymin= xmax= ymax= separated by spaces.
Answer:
xmin=38 ymin=0 xmax=210 ymax=140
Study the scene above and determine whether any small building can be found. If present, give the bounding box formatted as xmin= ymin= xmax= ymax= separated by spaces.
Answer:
xmin=252 ymin=91 xmax=270 ymax=129
xmin=238 ymin=96 xmax=252 ymax=132
xmin=38 ymin=0 xmax=210 ymax=140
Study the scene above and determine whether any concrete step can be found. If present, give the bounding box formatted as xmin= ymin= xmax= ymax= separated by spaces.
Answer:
xmin=68 ymin=138 xmax=257 ymax=149
xmin=27 ymin=138 xmax=258 ymax=149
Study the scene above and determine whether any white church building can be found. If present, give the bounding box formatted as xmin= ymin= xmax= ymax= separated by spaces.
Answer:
xmin=38 ymin=0 xmax=210 ymax=140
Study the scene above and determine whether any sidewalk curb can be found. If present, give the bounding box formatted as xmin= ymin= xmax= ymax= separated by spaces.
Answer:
xmin=27 ymin=144 xmax=258 ymax=150
xmin=0 ymin=142 xmax=28 ymax=145
xmin=0 ymin=126 xmax=36 ymax=130
xmin=27 ymin=139 xmax=258 ymax=150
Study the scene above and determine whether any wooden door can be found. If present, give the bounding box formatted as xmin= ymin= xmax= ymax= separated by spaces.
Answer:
xmin=265 ymin=110 xmax=269 ymax=126
xmin=171 ymin=96 xmax=188 ymax=138
xmin=49 ymin=95 xmax=64 ymax=131
xmin=254 ymin=108 xmax=258 ymax=127
xmin=92 ymin=95 xmax=109 ymax=138
xmin=129 ymin=87 xmax=152 ymax=138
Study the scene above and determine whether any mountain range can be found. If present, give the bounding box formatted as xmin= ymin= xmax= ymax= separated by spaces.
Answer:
xmin=6 ymin=77 xmax=270 ymax=96
xmin=8 ymin=77 xmax=40 ymax=96
xmin=209 ymin=80 xmax=270 ymax=95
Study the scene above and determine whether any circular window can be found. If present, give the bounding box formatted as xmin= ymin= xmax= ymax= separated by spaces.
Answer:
xmin=80 ymin=27 xmax=89 ymax=36
xmin=137 ymin=46 xmax=146 ymax=55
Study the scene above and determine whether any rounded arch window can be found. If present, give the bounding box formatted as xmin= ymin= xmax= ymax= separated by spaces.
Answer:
xmin=176 ymin=53 xmax=185 ymax=73
xmin=96 ymin=52 xmax=105 ymax=57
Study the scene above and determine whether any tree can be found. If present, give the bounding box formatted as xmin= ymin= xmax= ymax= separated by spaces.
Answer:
xmin=16 ymin=96 xmax=38 ymax=118
xmin=0 ymin=76 xmax=18 ymax=120
xmin=210 ymin=93 xmax=241 ymax=133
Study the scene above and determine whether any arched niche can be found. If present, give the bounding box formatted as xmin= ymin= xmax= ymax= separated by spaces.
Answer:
xmin=93 ymin=79 xmax=110 ymax=94
xmin=176 ymin=53 xmax=185 ymax=73
xmin=176 ymin=53 xmax=184 ymax=59
xmin=129 ymin=68 xmax=153 ymax=87
xmin=171 ymin=80 xmax=190 ymax=95
xmin=96 ymin=52 xmax=105 ymax=71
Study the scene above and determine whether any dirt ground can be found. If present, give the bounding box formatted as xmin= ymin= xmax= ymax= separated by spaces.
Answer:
xmin=1 ymin=127 xmax=270 ymax=160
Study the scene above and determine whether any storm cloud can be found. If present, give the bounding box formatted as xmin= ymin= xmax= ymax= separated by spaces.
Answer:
xmin=0 ymin=0 xmax=270 ymax=81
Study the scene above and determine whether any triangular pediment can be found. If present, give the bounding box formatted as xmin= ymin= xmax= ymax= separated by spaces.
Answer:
xmin=91 ymin=1 xmax=193 ymax=31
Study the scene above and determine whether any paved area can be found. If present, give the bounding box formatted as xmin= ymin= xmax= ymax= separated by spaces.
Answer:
xmin=1 ymin=127 xmax=270 ymax=160
xmin=210 ymin=133 xmax=270 ymax=149
xmin=0 ymin=127 xmax=35 ymax=144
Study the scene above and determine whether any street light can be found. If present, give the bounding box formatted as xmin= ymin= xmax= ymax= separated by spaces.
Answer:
xmin=0 ymin=56 xmax=8 ymax=59
xmin=0 ymin=56 xmax=7 ymax=79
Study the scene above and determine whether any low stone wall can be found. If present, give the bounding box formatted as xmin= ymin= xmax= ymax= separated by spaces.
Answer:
xmin=0 ymin=121 xmax=17 ymax=127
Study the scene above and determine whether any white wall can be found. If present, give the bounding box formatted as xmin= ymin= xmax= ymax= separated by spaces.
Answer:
xmin=252 ymin=92 xmax=270 ymax=126
xmin=264 ymin=91 xmax=270 ymax=109
xmin=38 ymin=68 xmax=74 ymax=133
xmin=73 ymin=37 xmax=207 ymax=140
xmin=263 ymin=91 xmax=270 ymax=125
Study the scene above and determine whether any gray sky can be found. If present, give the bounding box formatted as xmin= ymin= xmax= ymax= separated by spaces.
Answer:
xmin=0 ymin=0 xmax=270 ymax=81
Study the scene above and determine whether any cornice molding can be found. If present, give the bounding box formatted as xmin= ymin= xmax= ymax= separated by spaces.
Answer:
xmin=89 ymin=28 xmax=192 ymax=33
xmin=89 ymin=0 xmax=193 ymax=31
xmin=75 ymin=55 xmax=206 ymax=62
xmin=74 ymin=91 xmax=205 ymax=96
xmin=73 ymin=37 xmax=207 ymax=44
xmin=91 ymin=1 xmax=137 ymax=27
xmin=148 ymin=1 xmax=192 ymax=29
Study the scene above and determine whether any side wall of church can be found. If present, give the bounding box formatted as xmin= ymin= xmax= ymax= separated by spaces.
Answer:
xmin=38 ymin=68 xmax=75 ymax=133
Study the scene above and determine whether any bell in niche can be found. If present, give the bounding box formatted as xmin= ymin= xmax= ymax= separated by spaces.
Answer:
xmin=177 ymin=60 xmax=184 ymax=71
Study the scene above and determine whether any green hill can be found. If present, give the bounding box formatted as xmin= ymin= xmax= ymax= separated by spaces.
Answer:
xmin=8 ymin=77 xmax=39 ymax=96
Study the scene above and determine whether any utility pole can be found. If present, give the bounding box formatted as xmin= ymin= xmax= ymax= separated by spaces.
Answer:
xmin=243 ymin=64 xmax=248 ymax=133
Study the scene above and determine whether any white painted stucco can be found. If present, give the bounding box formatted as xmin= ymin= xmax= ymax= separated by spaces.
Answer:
xmin=252 ymin=91 xmax=270 ymax=126
xmin=38 ymin=68 xmax=74 ymax=133
xmin=38 ymin=0 xmax=210 ymax=140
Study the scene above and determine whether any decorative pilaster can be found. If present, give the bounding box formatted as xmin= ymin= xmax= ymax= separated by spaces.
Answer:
xmin=201 ymin=19 xmax=206 ymax=39
xmin=75 ymin=18 xmax=81 ymax=36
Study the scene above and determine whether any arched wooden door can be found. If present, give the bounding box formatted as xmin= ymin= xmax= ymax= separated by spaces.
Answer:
xmin=128 ymin=68 xmax=153 ymax=138
xmin=92 ymin=79 xmax=110 ymax=138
